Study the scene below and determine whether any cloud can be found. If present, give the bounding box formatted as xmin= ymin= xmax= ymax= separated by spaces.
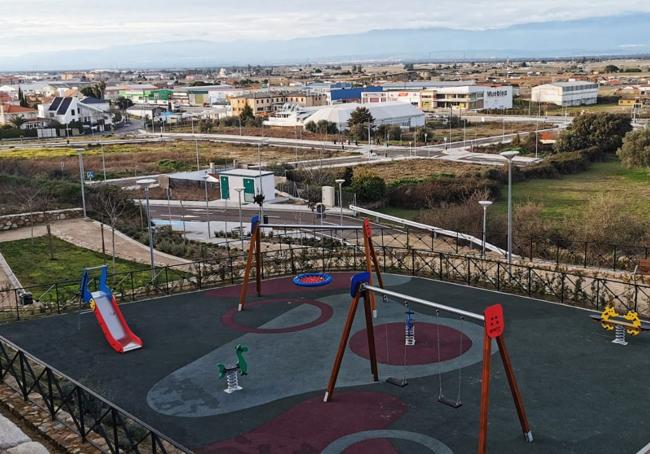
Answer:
xmin=1 ymin=0 xmax=650 ymax=57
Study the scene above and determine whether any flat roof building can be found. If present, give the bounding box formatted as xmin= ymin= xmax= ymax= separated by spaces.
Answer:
xmin=303 ymin=102 xmax=425 ymax=131
xmin=531 ymin=81 xmax=598 ymax=106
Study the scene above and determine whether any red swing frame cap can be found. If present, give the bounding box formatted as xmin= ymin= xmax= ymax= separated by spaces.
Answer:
xmin=484 ymin=304 xmax=505 ymax=338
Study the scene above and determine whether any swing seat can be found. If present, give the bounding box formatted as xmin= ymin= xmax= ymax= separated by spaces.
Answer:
xmin=386 ymin=377 xmax=408 ymax=387
xmin=438 ymin=396 xmax=462 ymax=408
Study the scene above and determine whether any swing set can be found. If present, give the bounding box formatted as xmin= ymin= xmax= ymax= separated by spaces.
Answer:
xmin=238 ymin=216 xmax=385 ymax=313
xmin=324 ymin=273 xmax=534 ymax=454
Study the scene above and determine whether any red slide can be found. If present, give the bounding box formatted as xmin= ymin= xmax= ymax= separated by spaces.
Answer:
xmin=91 ymin=292 xmax=143 ymax=353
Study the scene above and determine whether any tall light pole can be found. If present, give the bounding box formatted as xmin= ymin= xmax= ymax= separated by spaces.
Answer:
xmin=203 ymin=175 xmax=211 ymax=240
xmin=478 ymin=200 xmax=493 ymax=257
xmin=77 ymin=149 xmax=87 ymax=218
xmin=101 ymin=144 xmax=107 ymax=180
xmin=500 ymin=150 xmax=519 ymax=268
xmin=137 ymin=178 xmax=157 ymax=280
xmin=258 ymin=139 xmax=267 ymax=221
xmin=335 ymin=178 xmax=345 ymax=225
xmin=234 ymin=187 xmax=244 ymax=251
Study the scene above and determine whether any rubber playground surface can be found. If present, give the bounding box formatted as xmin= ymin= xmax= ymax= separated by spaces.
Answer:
xmin=1 ymin=272 xmax=649 ymax=453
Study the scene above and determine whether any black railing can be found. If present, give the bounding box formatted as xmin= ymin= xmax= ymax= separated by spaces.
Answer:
xmin=2 ymin=242 xmax=648 ymax=324
xmin=0 ymin=335 xmax=192 ymax=453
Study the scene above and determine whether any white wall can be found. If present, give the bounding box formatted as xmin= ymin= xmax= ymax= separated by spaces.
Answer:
xmin=482 ymin=86 xmax=513 ymax=109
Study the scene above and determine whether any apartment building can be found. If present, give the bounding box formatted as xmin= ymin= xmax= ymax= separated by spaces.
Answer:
xmin=229 ymin=92 xmax=327 ymax=116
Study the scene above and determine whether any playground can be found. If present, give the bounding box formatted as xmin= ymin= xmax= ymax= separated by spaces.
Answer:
xmin=1 ymin=269 xmax=649 ymax=453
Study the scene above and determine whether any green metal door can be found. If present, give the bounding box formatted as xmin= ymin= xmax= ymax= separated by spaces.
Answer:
xmin=220 ymin=176 xmax=229 ymax=199
xmin=243 ymin=178 xmax=255 ymax=202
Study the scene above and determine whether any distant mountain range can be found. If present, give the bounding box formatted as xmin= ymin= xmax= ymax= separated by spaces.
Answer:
xmin=3 ymin=13 xmax=650 ymax=71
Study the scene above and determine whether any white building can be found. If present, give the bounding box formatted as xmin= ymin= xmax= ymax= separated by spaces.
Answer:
xmin=38 ymin=97 xmax=113 ymax=131
xmin=263 ymin=103 xmax=319 ymax=127
xmin=217 ymin=169 xmax=276 ymax=203
xmin=361 ymin=91 xmax=421 ymax=106
xmin=303 ymin=102 xmax=425 ymax=131
xmin=531 ymin=81 xmax=598 ymax=106
xmin=482 ymin=86 xmax=514 ymax=109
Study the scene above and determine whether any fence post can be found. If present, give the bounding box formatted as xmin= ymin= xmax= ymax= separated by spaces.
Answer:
xmin=467 ymin=256 xmax=471 ymax=285
xmin=583 ymin=242 xmax=588 ymax=268
xmin=130 ymin=272 xmax=135 ymax=301
xmin=14 ymin=289 xmax=20 ymax=321
xmin=555 ymin=244 xmax=560 ymax=266
xmin=46 ymin=369 xmax=55 ymax=419
xmin=55 ymin=283 xmax=61 ymax=314
xmin=561 ymin=273 xmax=565 ymax=304
xmin=612 ymin=246 xmax=617 ymax=271
xmin=76 ymin=387 xmax=86 ymax=441
xmin=595 ymin=279 xmax=601 ymax=310
xmin=19 ymin=352 xmax=28 ymax=399
xmin=497 ymin=262 xmax=501 ymax=291
xmin=229 ymin=255 xmax=235 ymax=284
xmin=165 ymin=266 xmax=170 ymax=294
xmin=527 ymin=267 xmax=532 ymax=296
xmin=411 ymin=249 xmax=415 ymax=276
xmin=455 ymin=232 xmax=459 ymax=254
xmin=197 ymin=260 xmax=203 ymax=289
xmin=529 ymin=237 xmax=533 ymax=261
xmin=439 ymin=253 xmax=443 ymax=280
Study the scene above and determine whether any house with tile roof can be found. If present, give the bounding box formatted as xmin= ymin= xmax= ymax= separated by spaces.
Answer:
xmin=0 ymin=104 xmax=38 ymax=126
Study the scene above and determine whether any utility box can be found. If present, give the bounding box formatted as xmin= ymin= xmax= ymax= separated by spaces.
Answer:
xmin=218 ymin=169 xmax=276 ymax=203
xmin=19 ymin=291 xmax=33 ymax=305
xmin=322 ymin=186 xmax=335 ymax=208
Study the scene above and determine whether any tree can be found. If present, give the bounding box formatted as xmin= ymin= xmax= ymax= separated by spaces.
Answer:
xmin=554 ymin=113 xmax=632 ymax=154
xmin=604 ymin=64 xmax=620 ymax=73
xmin=18 ymin=87 xmax=28 ymax=108
xmin=304 ymin=121 xmax=318 ymax=133
xmin=617 ymin=128 xmax=650 ymax=168
xmin=316 ymin=120 xmax=338 ymax=135
xmin=239 ymin=104 xmax=255 ymax=123
xmin=115 ymin=96 xmax=134 ymax=113
xmin=351 ymin=170 xmax=386 ymax=203
xmin=81 ymin=83 xmax=105 ymax=99
xmin=9 ymin=115 xmax=26 ymax=129
xmin=347 ymin=107 xmax=374 ymax=140
xmin=88 ymin=186 xmax=133 ymax=268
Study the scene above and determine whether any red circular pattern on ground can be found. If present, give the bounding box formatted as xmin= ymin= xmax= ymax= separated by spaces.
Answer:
xmin=349 ymin=322 xmax=472 ymax=366
xmin=221 ymin=298 xmax=333 ymax=334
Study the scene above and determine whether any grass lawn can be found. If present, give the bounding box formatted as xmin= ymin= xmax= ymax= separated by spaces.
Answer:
xmin=0 ymin=236 xmax=153 ymax=289
xmin=493 ymin=160 xmax=650 ymax=222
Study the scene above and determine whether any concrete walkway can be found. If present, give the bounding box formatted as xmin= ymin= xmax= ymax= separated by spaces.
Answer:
xmin=0 ymin=413 xmax=48 ymax=453
xmin=0 ymin=218 xmax=191 ymax=269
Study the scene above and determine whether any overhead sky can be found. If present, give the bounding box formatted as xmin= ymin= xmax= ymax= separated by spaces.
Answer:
xmin=2 ymin=0 xmax=650 ymax=58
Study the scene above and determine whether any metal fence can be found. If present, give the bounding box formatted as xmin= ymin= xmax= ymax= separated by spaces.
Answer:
xmin=2 ymin=240 xmax=648 ymax=324
xmin=0 ymin=335 xmax=191 ymax=453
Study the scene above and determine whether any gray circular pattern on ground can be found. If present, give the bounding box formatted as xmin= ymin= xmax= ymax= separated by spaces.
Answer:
xmin=322 ymin=430 xmax=454 ymax=454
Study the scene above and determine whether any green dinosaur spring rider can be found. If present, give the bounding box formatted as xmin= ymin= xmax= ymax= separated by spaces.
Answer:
xmin=217 ymin=344 xmax=249 ymax=394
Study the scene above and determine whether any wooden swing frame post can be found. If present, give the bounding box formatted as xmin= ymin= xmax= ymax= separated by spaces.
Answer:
xmin=324 ymin=282 xmax=533 ymax=454
xmin=238 ymin=219 xmax=384 ymax=312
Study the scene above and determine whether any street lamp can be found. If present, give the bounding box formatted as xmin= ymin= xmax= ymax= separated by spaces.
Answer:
xmin=500 ymin=150 xmax=519 ymax=268
xmin=136 ymin=178 xmax=157 ymax=279
xmin=77 ymin=149 xmax=87 ymax=218
xmin=234 ymin=187 xmax=244 ymax=251
xmin=203 ymin=175 xmax=211 ymax=239
xmin=478 ymin=200 xmax=493 ymax=257
xmin=335 ymin=178 xmax=345 ymax=226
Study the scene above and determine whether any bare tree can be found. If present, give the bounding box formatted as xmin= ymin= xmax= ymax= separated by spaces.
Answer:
xmin=16 ymin=185 xmax=44 ymax=247
xmin=88 ymin=186 xmax=130 ymax=269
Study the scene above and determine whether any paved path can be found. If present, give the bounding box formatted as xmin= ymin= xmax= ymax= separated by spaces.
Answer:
xmin=0 ymin=413 xmax=48 ymax=453
xmin=0 ymin=218 xmax=191 ymax=269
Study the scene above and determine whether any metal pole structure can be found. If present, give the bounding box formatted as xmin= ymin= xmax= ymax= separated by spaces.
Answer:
xmin=78 ymin=150 xmax=87 ymax=218
xmin=101 ymin=144 xmax=107 ymax=180
xmin=203 ymin=176 xmax=211 ymax=240
xmin=479 ymin=200 xmax=493 ymax=257
xmin=195 ymin=135 xmax=200 ymax=171
xmin=335 ymin=179 xmax=345 ymax=225
xmin=137 ymin=179 xmax=157 ymax=280
xmin=235 ymin=187 xmax=244 ymax=251
xmin=500 ymin=151 xmax=519 ymax=269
